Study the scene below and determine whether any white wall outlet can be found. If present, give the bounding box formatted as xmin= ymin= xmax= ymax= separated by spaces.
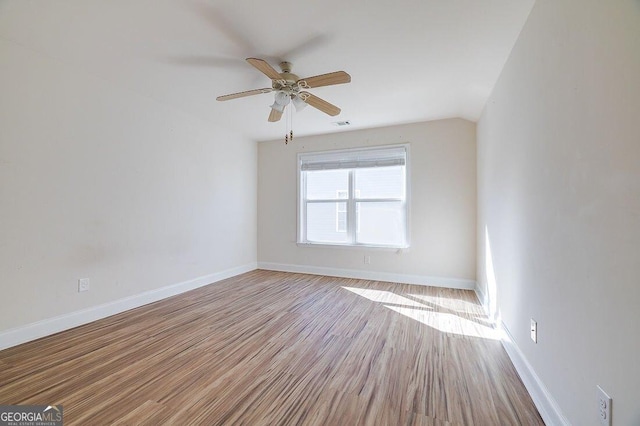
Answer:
xmin=78 ymin=278 xmax=90 ymax=292
xmin=530 ymin=318 xmax=537 ymax=343
xmin=364 ymin=255 xmax=371 ymax=265
xmin=597 ymin=385 xmax=612 ymax=426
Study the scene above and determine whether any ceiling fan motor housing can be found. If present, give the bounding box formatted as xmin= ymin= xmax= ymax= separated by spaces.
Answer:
xmin=279 ymin=61 xmax=292 ymax=73
xmin=277 ymin=61 xmax=300 ymax=87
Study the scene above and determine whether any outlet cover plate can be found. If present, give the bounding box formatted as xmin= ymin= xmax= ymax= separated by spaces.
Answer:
xmin=78 ymin=278 xmax=90 ymax=292
xmin=530 ymin=318 xmax=537 ymax=343
xmin=597 ymin=385 xmax=612 ymax=426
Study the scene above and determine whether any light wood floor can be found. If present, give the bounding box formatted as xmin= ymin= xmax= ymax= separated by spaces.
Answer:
xmin=0 ymin=270 xmax=544 ymax=425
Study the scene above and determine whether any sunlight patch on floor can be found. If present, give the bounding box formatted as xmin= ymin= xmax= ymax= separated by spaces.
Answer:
xmin=342 ymin=287 xmax=428 ymax=308
xmin=385 ymin=306 xmax=499 ymax=340
xmin=343 ymin=286 xmax=498 ymax=340
xmin=407 ymin=294 xmax=479 ymax=313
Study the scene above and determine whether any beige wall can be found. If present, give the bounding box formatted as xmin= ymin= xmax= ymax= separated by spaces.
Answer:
xmin=0 ymin=39 xmax=257 ymax=333
xmin=477 ymin=0 xmax=640 ymax=424
xmin=258 ymin=119 xmax=477 ymax=284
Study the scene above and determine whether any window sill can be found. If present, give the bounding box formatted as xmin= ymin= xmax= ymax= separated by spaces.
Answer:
xmin=296 ymin=242 xmax=410 ymax=252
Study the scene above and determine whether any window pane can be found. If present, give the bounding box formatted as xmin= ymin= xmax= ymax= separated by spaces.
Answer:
xmin=355 ymin=166 xmax=405 ymax=199
xmin=356 ymin=201 xmax=405 ymax=246
xmin=305 ymin=170 xmax=349 ymax=200
xmin=306 ymin=202 xmax=349 ymax=243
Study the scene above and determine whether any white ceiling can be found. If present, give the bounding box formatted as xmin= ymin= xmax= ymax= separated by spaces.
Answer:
xmin=0 ymin=0 xmax=534 ymax=141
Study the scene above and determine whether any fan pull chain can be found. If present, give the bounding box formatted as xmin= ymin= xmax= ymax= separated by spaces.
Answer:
xmin=289 ymin=106 xmax=294 ymax=143
xmin=284 ymin=101 xmax=294 ymax=144
xmin=284 ymin=102 xmax=288 ymax=144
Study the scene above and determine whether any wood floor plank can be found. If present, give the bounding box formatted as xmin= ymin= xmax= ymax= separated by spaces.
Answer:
xmin=0 ymin=270 xmax=544 ymax=425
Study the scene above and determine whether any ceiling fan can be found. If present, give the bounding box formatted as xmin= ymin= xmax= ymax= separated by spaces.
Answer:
xmin=216 ymin=58 xmax=351 ymax=123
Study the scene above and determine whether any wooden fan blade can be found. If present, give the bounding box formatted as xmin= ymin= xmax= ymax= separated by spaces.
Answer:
xmin=216 ymin=88 xmax=272 ymax=101
xmin=246 ymin=58 xmax=282 ymax=80
xmin=297 ymin=71 xmax=351 ymax=89
xmin=268 ymin=108 xmax=283 ymax=122
xmin=299 ymin=91 xmax=341 ymax=116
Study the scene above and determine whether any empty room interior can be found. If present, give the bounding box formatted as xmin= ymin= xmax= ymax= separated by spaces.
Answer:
xmin=1 ymin=1 xmax=638 ymax=425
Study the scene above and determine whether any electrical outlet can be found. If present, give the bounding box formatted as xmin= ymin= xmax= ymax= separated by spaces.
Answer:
xmin=530 ymin=319 xmax=537 ymax=343
xmin=597 ymin=385 xmax=612 ymax=426
xmin=78 ymin=278 xmax=90 ymax=292
xmin=364 ymin=255 xmax=371 ymax=265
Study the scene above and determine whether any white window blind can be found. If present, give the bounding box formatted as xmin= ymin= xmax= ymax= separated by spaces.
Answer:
xmin=298 ymin=145 xmax=408 ymax=248
xmin=300 ymin=146 xmax=406 ymax=171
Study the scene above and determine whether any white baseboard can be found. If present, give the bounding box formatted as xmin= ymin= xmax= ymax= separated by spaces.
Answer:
xmin=474 ymin=284 xmax=489 ymax=316
xmin=257 ymin=262 xmax=476 ymax=290
xmin=499 ymin=321 xmax=570 ymax=426
xmin=0 ymin=262 xmax=257 ymax=351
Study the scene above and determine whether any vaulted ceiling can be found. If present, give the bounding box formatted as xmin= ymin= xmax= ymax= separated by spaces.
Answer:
xmin=0 ymin=0 xmax=534 ymax=141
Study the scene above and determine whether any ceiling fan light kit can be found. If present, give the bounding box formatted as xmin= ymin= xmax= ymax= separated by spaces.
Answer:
xmin=217 ymin=58 xmax=351 ymax=144
xmin=270 ymin=91 xmax=290 ymax=113
xmin=292 ymin=95 xmax=307 ymax=111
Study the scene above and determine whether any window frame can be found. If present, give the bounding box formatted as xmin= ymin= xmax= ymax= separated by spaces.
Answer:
xmin=297 ymin=144 xmax=411 ymax=249
xmin=336 ymin=190 xmax=360 ymax=233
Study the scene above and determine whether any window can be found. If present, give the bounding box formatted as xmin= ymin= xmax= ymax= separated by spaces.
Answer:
xmin=298 ymin=145 xmax=409 ymax=248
